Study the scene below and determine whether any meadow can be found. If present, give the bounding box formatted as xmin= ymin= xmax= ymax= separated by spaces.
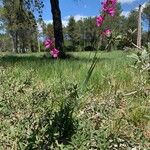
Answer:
xmin=0 ymin=51 xmax=150 ymax=149
xmin=0 ymin=51 xmax=134 ymax=90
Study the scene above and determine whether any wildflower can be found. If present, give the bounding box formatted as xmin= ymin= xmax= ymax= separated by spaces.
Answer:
xmin=102 ymin=0 xmax=117 ymax=7
xmin=101 ymin=1 xmax=108 ymax=11
xmin=101 ymin=0 xmax=116 ymax=16
xmin=50 ymin=48 xmax=59 ymax=58
xmin=44 ymin=38 xmax=59 ymax=58
xmin=108 ymin=0 xmax=117 ymax=5
xmin=96 ymin=16 xmax=104 ymax=27
xmin=44 ymin=39 xmax=54 ymax=49
xmin=106 ymin=7 xmax=116 ymax=16
xmin=103 ymin=29 xmax=112 ymax=37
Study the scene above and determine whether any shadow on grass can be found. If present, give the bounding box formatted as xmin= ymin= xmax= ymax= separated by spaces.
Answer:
xmin=26 ymin=104 xmax=78 ymax=149
xmin=0 ymin=53 xmax=112 ymax=66
xmin=26 ymin=86 xmax=78 ymax=149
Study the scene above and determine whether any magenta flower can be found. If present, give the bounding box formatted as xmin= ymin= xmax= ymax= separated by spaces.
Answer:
xmin=108 ymin=0 xmax=117 ymax=5
xmin=101 ymin=1 xmax=108 ymax=11
xmin=102 ymin=0 xmax=116 ymax=6
xmin=106 ymin=7 xmax=116 ymax=16
xmin=44 ymin=39 xmax=54 ymax=49
xmin=50 ymin=48 xmax=59 ymax=58
xmin=103 ymin=29 xmax=112 ymax=37
xmin=96 ymin=16 xmax=104 ymax=27
xmin=44 ymin=38 xmax=59 ymax=58
xmin=101 ymin=0 xmax=116 ymax=16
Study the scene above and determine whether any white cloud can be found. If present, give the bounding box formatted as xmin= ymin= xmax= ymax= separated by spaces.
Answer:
xmin=121 ymin=11 xmax=130 ymax=17
xmin=62 ymin=20 xmax=69 ymax=27
xmin=63 ymin=15 xmax=71 ymax=20
xmin=73 ymin=14 xmax=89 ymax=21
xmin=62 ymin=14 xmax=89 ymax=27
xmin=43 ymin=14 xmax=91 ymax=28
xmin=44 ymin=20 xmax=53 ymax=25
xmin=118 ymin=0 xmax=135 ymax=4
xmin=64 ymin=14 xmax=89 ymax=22
xmin=44 ymin=19 xmax=68 ymax=27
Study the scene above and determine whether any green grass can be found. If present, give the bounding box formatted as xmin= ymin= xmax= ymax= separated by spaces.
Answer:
xmin=0 ymin=51 xmax=135 ymax=93
xmin=0 ymin=51 xmax=150 ymax=149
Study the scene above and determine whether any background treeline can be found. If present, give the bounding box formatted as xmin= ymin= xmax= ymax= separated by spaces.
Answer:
xmin=0 ymin=1 xmax=149 ymax=52
xmin=44 ymin=3 xmax=149 ymax=52
xmin=0 ymin=0 xmax=43 ymax=53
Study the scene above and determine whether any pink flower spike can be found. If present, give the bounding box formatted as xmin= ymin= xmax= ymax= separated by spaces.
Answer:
xmin=44 ymin=39 xmax=54 ymax=49
xmin=109 ymin=0 xmax=117 ymax=5
xmin=101 ymin=0 xmax=117 ymax=16
xmin=96 ymin=16 xmax=104 ymax=27
xmin=103 ymin=29 xmax=112 ymax=37
xmin=106 ymin=7 xmax=116 ymax=16
xmin=101 ymin=1 xmax=108 ymax=11
xmin=50 ymin=48 xmax=59 ymax=58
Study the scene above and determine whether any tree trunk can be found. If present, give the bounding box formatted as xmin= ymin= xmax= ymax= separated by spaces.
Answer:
xmin=12 ymin=31 xmax=18 ymax=53
xmin=137 ymin=4 xmax=142 ymax=48
xmin=30 ymin=41 xmax=34 ymax=52
xmin=38 ymin=39 xmax=41 ymax=52
xmin=50 ymin=0 xmax=64 ymax=57
xmin=22 ymin=42 xmax=26 ymax=53
xmin=148 ymin=19 xmax=150 ymax=42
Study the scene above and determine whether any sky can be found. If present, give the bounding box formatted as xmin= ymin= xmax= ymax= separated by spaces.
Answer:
xmin=40 ymin=0 xmax=149 ymax=30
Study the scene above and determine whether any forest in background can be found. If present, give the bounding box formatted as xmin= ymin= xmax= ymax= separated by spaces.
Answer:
xmin=0 ymin=0 xmax=150 ymax=53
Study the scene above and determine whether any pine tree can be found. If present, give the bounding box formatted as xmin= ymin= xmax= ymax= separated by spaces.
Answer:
xmin=1 ymin=0 xmax=38 ymax=52
xmin=68 ymin=17 xmax=79 ymax=49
